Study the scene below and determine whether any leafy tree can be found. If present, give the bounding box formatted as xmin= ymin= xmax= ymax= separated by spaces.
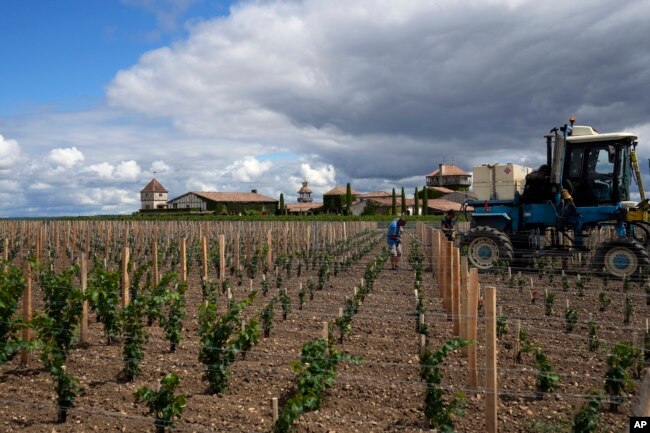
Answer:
xmin=422 ymin=187 xmax=429 ymax=216
xmin=414 ymin=187 xmax=419 ymax=216
xmin=345 ymin=183 xmax=353 ymax=214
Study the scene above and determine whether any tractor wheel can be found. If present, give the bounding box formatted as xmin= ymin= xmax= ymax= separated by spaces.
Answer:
xmin=461 ymin=226 xmax=514 ymax=270
xmin=594 ymin=238 xmax=650 ymax=280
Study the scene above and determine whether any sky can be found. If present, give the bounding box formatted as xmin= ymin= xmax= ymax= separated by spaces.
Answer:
xmin=1 ymin=0 xmax=649 ymax=217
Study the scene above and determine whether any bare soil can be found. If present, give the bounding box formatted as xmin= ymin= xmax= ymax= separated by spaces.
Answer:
xmin=0 ymin=230 xmax=644 ymax=433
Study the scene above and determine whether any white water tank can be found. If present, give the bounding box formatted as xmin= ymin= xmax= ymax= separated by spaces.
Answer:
xmin=473 ymin=163 xmax=532 ymax=201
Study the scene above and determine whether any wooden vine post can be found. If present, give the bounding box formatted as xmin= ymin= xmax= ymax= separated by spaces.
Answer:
xmin=180 ymin=238 xmax=187 ymax=282
xmin=467 ymin=267 xmax=479 ymax=387
xmin=80 ymin=254 xmax=89 ymax=344
xmin=266 ymin=230 xmax=273 ymax=272
xmin=485 ymin=286 xmax=498 ymax=433
xmin=272 ymin=397 xmax=279 ymax=422
xmin=121 ymin=247 xmax=130 ymax=308
xmin=202 ymin=236 xmax=208 ymax=282
xmin=152 ymin=228 xmax=159 ymax=287
xmin=460 ymin=256 xmax=469 ymax=355
xmin=219 ymin=234 xmax=226 ymax=283
xmin=452 ymin=246 xmax=461 ymax=335
xmin=20 ymin=262 xmax=32 ymax=366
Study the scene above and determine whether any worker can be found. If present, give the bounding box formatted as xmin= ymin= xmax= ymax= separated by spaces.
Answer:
xmin=386 ymin=217 xmax=406 ymax=270
xmin=441 ymin=210 xmax=456 ymax=241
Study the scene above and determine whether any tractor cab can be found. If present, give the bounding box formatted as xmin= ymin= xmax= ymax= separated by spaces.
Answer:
xmin=563 ymin=126 xmax=635 ymax=207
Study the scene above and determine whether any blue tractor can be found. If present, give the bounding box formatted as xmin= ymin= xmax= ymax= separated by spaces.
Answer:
xmin=460 ymin=118 xmax=650 ymax=278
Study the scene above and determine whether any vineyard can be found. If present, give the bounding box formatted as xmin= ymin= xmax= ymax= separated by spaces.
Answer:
xmin=0 ymin=219 xmax=648 ymax=432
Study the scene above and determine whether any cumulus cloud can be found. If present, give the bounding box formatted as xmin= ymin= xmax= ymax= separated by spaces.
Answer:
xmin=106 ymin=0 xmax=650 ymax=181
xmin=0 ymin=135 xmax=22 ymax=169
xmin=228 ymin=156 xmax=272 ymax=182
xmin=300 ymin=162 xmax=336 ymax=186
xmin=85 ymin=160 xmax=141 ymax=181
xmin=115 ymin=160 xmax=141 ymax=180
xmin=29 ymin=182 xmax=52 ymax=191
xmin=74 ymin=188 xmax=139 ymax=206
xmin=48 ymin=146 xmax=84 ymax=168
xmin=3 ymin=0 xmax=650 ymax=216
xmin=151 ymin=160 xmax=170 ymax=173
xmin=87 ymin=162 xmax=115 ymax=178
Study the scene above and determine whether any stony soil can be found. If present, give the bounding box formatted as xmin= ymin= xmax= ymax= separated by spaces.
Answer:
xmin=0 ymin=228 xmax=644 ymax=433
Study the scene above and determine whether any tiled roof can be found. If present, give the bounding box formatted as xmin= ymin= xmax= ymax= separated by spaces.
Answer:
xmin=323 ymin=185 xmax=361 ymax=196
xmin=426 ymin=186 xmax=455 ymax=194
xmin=140 ymin=178 xmax=168 ymax=193
xmin=297 ymin=186 xmax=312 ymax=194
xmin=356 ymin=197 xmax=472 ymax=212
xmin=192 ymin=192 xmax=278 ymax=203
xmin=286 ymin=202 xmax=323 ymax=212
xmin=358 ymin=191 xmax=392 ymax=199
xmin=426 ymin=165 xmax=470 ymax=177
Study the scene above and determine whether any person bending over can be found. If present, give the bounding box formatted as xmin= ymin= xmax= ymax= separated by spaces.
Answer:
xmin=386 ymin=217 xmax=406 ymax=270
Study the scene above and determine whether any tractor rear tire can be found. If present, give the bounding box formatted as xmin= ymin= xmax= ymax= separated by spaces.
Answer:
xmin=594 ymin=238 xmax=650 ymax=280
xmin=461 ymin=226 xmax=514 ymax=270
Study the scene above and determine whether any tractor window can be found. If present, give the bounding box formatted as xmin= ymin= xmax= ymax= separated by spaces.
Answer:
xmin=591 ymin=147 xmax=614 ymax=175
xmin=568 ymin=146 xmax=583 ymax=177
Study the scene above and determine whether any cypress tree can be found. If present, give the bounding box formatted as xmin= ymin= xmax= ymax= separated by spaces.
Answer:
xmin=279 ymin=193 xmax=285 ymax=214
xmin=414 ymin=187 xmax=419 ymax=216
xmin=346 ymin=183 xmax=353 ymax=215
xmin=401 ymin=187 xmax=407 ymax=215
xmin=391 ymin=188 xmax=397 ymax=216
xmin=422 ymin=187 xmax=428 ymax=216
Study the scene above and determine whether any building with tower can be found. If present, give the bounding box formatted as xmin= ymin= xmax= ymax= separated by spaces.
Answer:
xmin=297 ymin=180 xmax=313 ymax=203
xmin=140 ymin=178 xmax=168 ymax=210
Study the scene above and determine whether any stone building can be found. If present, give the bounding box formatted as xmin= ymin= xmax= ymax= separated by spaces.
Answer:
xmin=140 ymin=178 xmax=168 ymax=210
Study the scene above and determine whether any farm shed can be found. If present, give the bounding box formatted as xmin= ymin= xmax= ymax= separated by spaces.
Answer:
xmin=167 ymin=191 xmax=278 ymax=214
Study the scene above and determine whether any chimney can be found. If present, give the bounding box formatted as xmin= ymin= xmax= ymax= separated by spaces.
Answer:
xmin=439 ymin=163 xmax=445 ymax=176
xmin=251 ymin=189 xmax=257 ymax=194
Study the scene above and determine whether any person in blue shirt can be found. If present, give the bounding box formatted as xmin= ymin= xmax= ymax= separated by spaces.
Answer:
xmin=386 ymin=217 xmax=406 ymax=269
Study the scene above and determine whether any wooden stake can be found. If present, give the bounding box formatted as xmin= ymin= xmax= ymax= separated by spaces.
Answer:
xmin=272 ymin=397 xmax=279 ymax=422
xmin=219 ymin=234 xmax=225 ymax=283
xmin=419 ymin=333 xmax=426 ymax=359
xmin=20 ymin=262 xmax=32 ymax=366
xmin=467 ymin=268 xmax=479 ymax=387
xmin=180 ymin=238 xmax=187 ymax=282
xmin=153 ymin=239 xmax=159 ymax=287
xmin=80 ymin=254 xmax=89 ymax=344
xmin=513 ymin=319 xmax=521 ymax=363
xmin=267 ymin=230 xmax=273 ymax=272
xmin=460 ymin=256 xmax=469 ymax=355
xmin=452 ymin=246 xmax=461 ymax=335
xmin=485 ymin=286 xmax=498 ymax=433
xmin=202 ymin=237 xmax=208 ymax=281
xmin=121 ymin=247 xmax=130 ymax=308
